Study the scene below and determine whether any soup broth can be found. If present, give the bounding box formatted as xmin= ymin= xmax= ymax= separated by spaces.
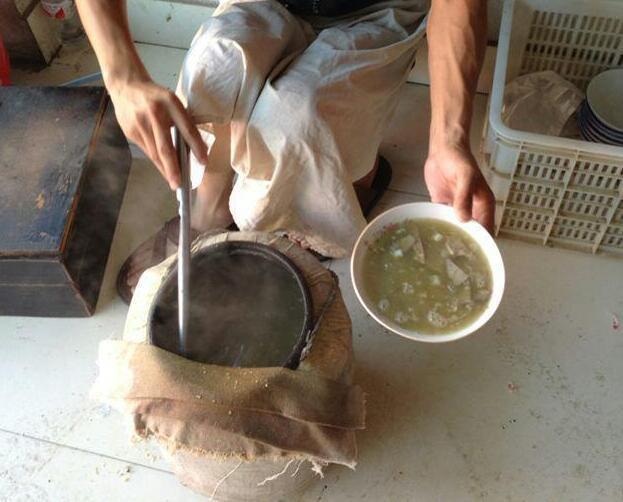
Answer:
xmin=362 ymin=218 xmax=492 ymax=334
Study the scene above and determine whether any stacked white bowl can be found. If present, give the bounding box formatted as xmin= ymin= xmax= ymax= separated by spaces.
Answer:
xmin=579 ymin=68 xmax=623 ymax=147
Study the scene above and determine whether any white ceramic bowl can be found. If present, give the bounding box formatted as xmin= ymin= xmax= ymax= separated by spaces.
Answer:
xmin=586 ymin=68 xmax=623 ymax=133
xmin=350 ymin=202 xmax=505 ymax=343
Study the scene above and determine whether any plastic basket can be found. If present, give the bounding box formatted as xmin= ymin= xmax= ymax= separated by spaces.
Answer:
xmin=483 ymin=0 xmax=623 ymax=256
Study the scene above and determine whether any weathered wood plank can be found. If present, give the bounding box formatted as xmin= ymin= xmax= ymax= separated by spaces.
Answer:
xmin=0 ymin=87 xmax=131 ymax=317
xmin=0 ymin=0 xmax=44 ymax=66
xmin=0 ymin=86 xmax=104 ymax=255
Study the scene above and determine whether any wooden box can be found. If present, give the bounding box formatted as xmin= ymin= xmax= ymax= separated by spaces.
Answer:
xmin=0 ymin=87 xmax=131 ymax=317
xmin=0 ymin=0 xmax=62 ymax=69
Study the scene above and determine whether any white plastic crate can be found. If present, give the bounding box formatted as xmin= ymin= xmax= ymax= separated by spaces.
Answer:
xmin=483 ymin=0 xmax=623 ymax=256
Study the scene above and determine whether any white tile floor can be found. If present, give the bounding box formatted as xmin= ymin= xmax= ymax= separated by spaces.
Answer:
xmin=4 ymin=37 xmax=623 ymax=502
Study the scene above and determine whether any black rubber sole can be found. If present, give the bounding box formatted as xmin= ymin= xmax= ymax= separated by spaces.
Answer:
xmin=358 ymin=155 xmax=393 ymax=219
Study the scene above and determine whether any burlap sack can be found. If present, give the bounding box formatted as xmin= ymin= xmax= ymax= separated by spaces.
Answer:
xmin=92 ymin=232 xmax=365 ymax=501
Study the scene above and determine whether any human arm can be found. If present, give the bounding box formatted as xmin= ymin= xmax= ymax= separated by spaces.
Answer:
xmin=424 ymin=0 xmax=495 ymax=232
xmin=75 ymin=0 xmax=208 ymax=189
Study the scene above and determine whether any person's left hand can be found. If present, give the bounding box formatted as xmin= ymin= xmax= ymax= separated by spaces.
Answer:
xmin=424 ymin=144 xmax=495 ymax=233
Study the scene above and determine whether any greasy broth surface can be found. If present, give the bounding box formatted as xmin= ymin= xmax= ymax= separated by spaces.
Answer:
xmin=150 ymin=246 xmax=308 ymax=367
xmin=362 ymin=218 xmax=492 ymax=334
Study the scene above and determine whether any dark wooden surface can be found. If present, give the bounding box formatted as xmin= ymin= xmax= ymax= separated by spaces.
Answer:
xmin=0 ymin=86 xmax=104 ymax=255
xmin=0 ymin=87 xmax=131 ymax=317
xmin=62 ymin=101 xmax=132 ymax=313
xmin=0 ymin=283 xmax=89 ymax=317
xmin=0 ymin=0 xmax=46 ymax=68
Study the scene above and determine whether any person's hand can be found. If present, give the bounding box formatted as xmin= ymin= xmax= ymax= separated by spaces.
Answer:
xmin=424 ymin=144 xmax=495 ymax=233
xmin=108 ymin=76 xmax=209 ymax=190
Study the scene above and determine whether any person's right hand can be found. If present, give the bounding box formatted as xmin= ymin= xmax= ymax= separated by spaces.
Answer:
xmin=108 ymin=77 xmax=209 ymax=190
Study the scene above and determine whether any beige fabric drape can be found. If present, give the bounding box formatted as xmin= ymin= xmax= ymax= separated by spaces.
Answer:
xmin=177 ymin=0 xmax=429 ymax=257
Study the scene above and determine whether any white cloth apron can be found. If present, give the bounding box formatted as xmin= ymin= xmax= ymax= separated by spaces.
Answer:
xmin=178 ymin=0 xmax=429 ymax=257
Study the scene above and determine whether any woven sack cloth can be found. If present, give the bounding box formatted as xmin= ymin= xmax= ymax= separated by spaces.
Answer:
xmin=91 ymin=231 xmax=365 ymax=500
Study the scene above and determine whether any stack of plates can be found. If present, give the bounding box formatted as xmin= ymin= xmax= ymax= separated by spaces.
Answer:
xmin=579 ymin=68 xmax=623 ymax=147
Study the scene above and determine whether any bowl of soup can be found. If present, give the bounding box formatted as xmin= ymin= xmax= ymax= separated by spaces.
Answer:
xmin=351 ymin=202 xmax=505 ymax=343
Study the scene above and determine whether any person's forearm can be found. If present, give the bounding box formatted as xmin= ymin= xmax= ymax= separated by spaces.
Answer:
xmin=76 ymin=0 xmax=208 ymax=189
xmin=427 ymin=0 xmax=487 ymax=152
xmin=75 ymin=0 xmax=149 ymax=90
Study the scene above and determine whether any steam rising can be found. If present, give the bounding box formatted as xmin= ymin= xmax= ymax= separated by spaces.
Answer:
xmin=150 ymin=243 xmax=309 ymax=368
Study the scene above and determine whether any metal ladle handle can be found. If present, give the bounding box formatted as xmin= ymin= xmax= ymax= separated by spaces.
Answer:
xmin=175 ymin=127 xmax=191 ymax=357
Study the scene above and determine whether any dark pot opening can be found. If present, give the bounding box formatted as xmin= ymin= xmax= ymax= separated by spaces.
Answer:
xmin=148 ymin=241 xmax=313 ymax=369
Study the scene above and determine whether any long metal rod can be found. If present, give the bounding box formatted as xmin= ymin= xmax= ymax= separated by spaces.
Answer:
xmin=175 ymin=127 xmax=191 ymax=356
